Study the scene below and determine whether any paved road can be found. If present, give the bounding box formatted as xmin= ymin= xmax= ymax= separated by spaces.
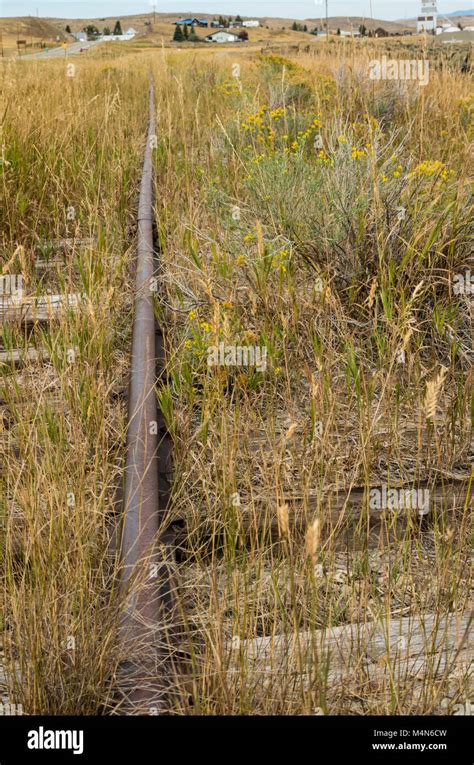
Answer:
xmin=21 ymin=40 xmax=104 ymax=60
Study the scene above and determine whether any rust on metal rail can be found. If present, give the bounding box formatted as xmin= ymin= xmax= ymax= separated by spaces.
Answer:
xmin=118 ymin=77 xmax=176 ymax=714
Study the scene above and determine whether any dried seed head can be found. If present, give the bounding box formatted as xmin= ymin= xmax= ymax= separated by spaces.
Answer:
xmin=306 ymin=518 xmax=321 ymax=562
xmin=367 ymin=278 xmax=378 ymax=310
xmin=255 ymin=219 xmax=264 ymax=258
xmin=277 ymin=503 xmax=289 ymax=537
xmin=424 ymin=366 xmax=448 ymax=420
xmin=284 ymin=422 xmax=298 ymax=442
xmin=402 ymin=326 xmax=414 ymax=351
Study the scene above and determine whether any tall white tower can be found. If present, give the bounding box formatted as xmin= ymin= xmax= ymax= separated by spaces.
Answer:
xmin=417 ymin=2 xmax=438 ymax=32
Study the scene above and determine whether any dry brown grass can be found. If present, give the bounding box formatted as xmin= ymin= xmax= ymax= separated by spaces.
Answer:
xmin=1 ymin=55 xmax=149 ymax=713
xmin=0 ymin=40 xmax=472 ymax=715
xmin=150 ymin=45 xmax=473 ymax=714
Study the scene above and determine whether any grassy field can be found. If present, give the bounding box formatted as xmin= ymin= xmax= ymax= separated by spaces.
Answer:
xmin=1 ymin=40 xmax=472 ymax=715
xmin=152 ymin=44 xmax=473 ymax=715
xmin=1 ymin=56 xmax=149 ymax=713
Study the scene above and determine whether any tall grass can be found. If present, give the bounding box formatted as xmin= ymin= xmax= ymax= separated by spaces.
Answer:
xmin=0 ymin=41 xmax=471 ymax=715
xmin=1 ymin=56 xmax=149 ymax=713
xmin=151 ymin=45 xmax=472 ymax=714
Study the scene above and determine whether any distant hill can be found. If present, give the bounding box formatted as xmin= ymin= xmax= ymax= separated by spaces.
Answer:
xmin=441 ymin=9 xmax=474 ymax=16
xmin=0 ymin=16 xmax=67 ymax=55
xmin=404 ymin=9 xmax=474 ymax=21
xmin=304 ymin=16 xmax=414 ymax=32
xmin=1 ymin=13 xmax=415 ymax=38
xmin=0 ymin=16 xmax=66 ymax=40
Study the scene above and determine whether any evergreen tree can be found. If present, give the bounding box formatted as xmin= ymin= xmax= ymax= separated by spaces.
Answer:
xmin=83 ymin=25 xmax=99 ymax=39
xmin=65 ymin=25 xmax=71 ymax=34
xmin=291 ymin=21 xmax=298 ymax=31
xmin=218 ymin=15 xmax=225 ymax=26
xmin=183 ymin=24 xmax=189 ymax=39
xmin=303 ymin=24 xmax=308 ymax=32
xmin=113 ymin=20 xmax=122 ymax=35
xmin=173 ymin=24 xmax=184 ymax=41
xmin=188 ymin=26 xmax=198 ymax=42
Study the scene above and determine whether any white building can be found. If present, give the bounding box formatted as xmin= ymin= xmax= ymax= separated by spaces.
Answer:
xmin=417 ymin=2 xmax=437 ymax=32
xmin=100 ymin=28 xmax=137 ymax=42
xmin=205 ymin=31 xmax=241 ymax=42
xmin=242 ymin=20 xmax=259 ymax=27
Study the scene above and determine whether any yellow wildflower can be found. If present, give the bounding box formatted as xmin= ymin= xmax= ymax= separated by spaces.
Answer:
xmin=351 ymin=146 xmax=365 ymax=160
xmin=408 ymin=160 xmax=448 ymax=179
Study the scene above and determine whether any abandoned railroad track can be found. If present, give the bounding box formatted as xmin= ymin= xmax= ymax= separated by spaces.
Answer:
xmin=1 ymin=48 xmax=472 ymax=718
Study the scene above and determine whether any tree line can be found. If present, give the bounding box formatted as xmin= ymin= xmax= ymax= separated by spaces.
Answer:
xmin=65 ymin=21 xmax=123 ymax=39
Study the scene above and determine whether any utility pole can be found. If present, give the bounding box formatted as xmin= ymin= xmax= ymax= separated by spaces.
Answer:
xmin=150 ymin=0 xmax=157 ymax=29
xmin=325 ymin=0 xmax=329 ymax=41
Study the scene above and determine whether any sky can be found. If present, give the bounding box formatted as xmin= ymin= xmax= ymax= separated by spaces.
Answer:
xmin=1 ymin=0 xmax=472 ymax=21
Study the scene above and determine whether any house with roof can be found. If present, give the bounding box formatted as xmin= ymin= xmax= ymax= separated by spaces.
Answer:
xmin=176 ymin=18 xmax=209 ymax=27
xmin=205 ymin=30 xmax=242 ymax=43
xmin=440 ymin=25 xmax=460 ymax=33
xmin=100 ymin=27 xmax=137 ymax=41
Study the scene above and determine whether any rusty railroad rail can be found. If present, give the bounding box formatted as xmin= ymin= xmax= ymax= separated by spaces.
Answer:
xmin=118 ymin=77 xmax=177 ymax=714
